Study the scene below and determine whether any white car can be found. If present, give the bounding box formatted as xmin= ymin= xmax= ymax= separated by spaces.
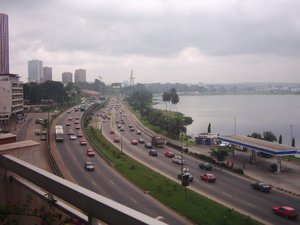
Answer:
xmin=172 ymin=156 xmax=185 ymax=165
xmin=70 ymin=135 xmax=77 ymax=140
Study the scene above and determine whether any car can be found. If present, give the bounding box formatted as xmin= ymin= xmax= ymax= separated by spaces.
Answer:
xmin=40 ymin=135 xmax=47 ymax=141
xmin=68 ymin=129 xmax=74 ymax=135
xmin=236 ymin=145 xmax=247 ymax=152
xmin=87 ymin=149 xmax=95 ymax=157
xmin=80 ymin=139 xmax=87 ymax=145
xmin=114 ymin=137 xmax=120 ymax=143
xmin=272 ymin=206 xmax=298 ymax=219
xmin=84 ymin=162 xmax=95 ymax=171
xmin=172 ymin=156 xmax=184 ymax=165
xmin=164 ymin=151 xmax=175 ymax=158
xmin=131 ymin=139 xmax=138 ymax=145
xmin=251 ymin=182 xmax=271 ymax=192
xmin=75 ymin=125 xmax=81 ymax=130
xmin=198 ymin=162 xmax=213 ymax=171
xmin=200 ymin=173 xmax=216 ymax=183
xmin=117 ymin=124 xmax=122 ymax=129
xmin=70 ymin=135 xmax=77 ymax=140
xmin=35 ymin=129 xmax=44 ymax=135
xmin=128 ymin=124 xmax=133 ymax=128
xmin=77 ymin=131 xmax=83 ymax=137
xmin=65 ymin=122 xmax=71 ymax=126
xmin=177 ymin=172 xmax=193 ymax=182
xmin=136 ymin=130 xmax=142 ymax=135
xmin=75 ymin=116 xmax=80 ymax=120
xmin=149 ymin=149 xmax=158 ymax=156
xmin=138 ymin=138 xmax=145 ymax=144
xmin=120 ymin=127 xmax=125 ymax=132
xmin=110 ymin=130 xmax=115 ymax=134
xmin=68 ymin=117 xmax=73 ymax=121
xmin=144 ymin=142 xmax=152 ymax=149
xmin=74 ymin=120 xmax=80 ymax=124
xmin=130 ymin=127 xmax=134 ymax=132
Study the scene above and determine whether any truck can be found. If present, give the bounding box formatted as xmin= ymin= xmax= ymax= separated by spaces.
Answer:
xmin=55 ymin=125 xmax=64 ymax=142
xmin=151 ymin=135 xmax=165 ymax=148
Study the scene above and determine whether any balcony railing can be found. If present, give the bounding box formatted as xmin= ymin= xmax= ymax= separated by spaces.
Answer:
xmin=0 ymin=154 xmax=167 ymax=225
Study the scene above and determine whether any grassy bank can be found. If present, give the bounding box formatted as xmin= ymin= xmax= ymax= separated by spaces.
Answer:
xmin=85 ymin=126 xmax=261 ymax=225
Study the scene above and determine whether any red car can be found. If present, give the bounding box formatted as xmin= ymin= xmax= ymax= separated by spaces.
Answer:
xmin=114 ymin=137 xmax=120 ymax=143
xmin=131 ymin=139 xmax=138 ymax=145
xmin=272 ymin=206 xmax=298 ymax=219
xmin=65 ymin=122 xmax=71 ymax=126
xmin=80 ymin=139 xmax=87 ymax=145
xmin=75 ymin=125 xmax=81 ymax=130
xmin=164 ymin=151 xmax=175 ymax=158
xmin=200 ymin=173 xmax=216 ymax=183
xmin=68 ymin=117 xmax=73 ymax=121
xmin=87 ymin=149 xmax=95 ymax=157
xmin=77 ymin=131 xmax=83 ymax=137
xmin=68 ymin=129 xmax=74 ymax=135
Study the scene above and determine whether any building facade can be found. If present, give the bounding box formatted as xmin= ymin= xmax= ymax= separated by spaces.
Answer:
xmin=28 ymin=60 xmax=43 ymax=83
xmin=0 ymin=74 xmax=23 ymax=124
xmin=42 ymin=67 xmax=52 ymax=82
xmin=0 ymin=13 xmax=9 ymax=74
xmin=74 ymin=69 xmax=86 ymax=83
xmin=62 ymin=72 xmax=72 ymax=83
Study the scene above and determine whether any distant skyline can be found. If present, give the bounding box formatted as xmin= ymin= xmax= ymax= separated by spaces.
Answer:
xmin=2 ymin=0 xmax=300 ymax=84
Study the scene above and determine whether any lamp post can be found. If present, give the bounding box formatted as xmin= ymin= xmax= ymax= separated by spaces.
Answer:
xmin=121 ymin=130 xmax=123 ymax=153
xmin=290 ymin=125 xmax=293 ymax=146
xmin=234 ymin=117 xmax=237 ymax=136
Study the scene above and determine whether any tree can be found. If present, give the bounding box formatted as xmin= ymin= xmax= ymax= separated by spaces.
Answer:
xmin=278 ymin=135 xmax=282 ymax=144
xmin=210 ymin=148 xmax=229 ymax=162
xmin=292 ymin=137 xmax=296 ymax=147
xmin=263 ymin=131 xmax=277 ymax=142
xmin=248 ymin=132 xmax=263 ymax=139
xmin=162 ymin=91 xmax=172 ymax=110
xmin=207 ymin=123 xmax=211 ymax=133
xmin=170 ymin=88 xmax=179 ymax=107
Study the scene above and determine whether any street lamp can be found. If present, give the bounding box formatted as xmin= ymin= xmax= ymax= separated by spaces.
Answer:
xmin=121 ymin=130 xmax=123 ymax=153
xmin=290 ymin=125 xmax=293 ymax=146
xmin=234 ymin=117 xmax=237 ymax=136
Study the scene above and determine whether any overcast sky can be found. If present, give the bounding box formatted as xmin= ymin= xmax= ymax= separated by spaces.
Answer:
xmin=2 ymin=0 xmax=300 ymax=84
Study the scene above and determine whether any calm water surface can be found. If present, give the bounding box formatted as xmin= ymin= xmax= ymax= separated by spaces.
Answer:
xmin=153 ymin=95 xmax=300 ymax=146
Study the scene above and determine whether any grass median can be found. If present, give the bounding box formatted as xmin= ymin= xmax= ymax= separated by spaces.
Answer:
xmin=85 ymin=126 xmax=261 ymax=225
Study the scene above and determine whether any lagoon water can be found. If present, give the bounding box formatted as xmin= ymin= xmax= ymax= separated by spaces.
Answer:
xmin=153 ymin=95 xmax=300 ymax=147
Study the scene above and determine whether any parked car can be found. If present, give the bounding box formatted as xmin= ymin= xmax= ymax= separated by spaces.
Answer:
xmin=138 ymin=138 xmax=145 ymax=144
xmin=80 ymin=139 xmax=87 ymax=145
xmin=177 ymin=172 xmax=193 ymax=182
xmin=149 ymin=149 xmax=158 ymax=156
xmin=164 ymin=151 xmax=175 ymax=158
xmin=236 ymin=145 xmax=247 ymax=152
xmin=251 ymin=182 xmax=271 ymax=192
xmin=272 ymin=206 xmax=298 ymax=219
xmin=131 ymin=139 xmax=138 ymax=145
xmin=84 ymin=162 xmax=95 ymax=171
xmin=86 ymin=149 xmax=95 ymax=157
xmin=199 ymin=162 xmax=213 ymax=171
xmin=200 ymin=173 xmax=216 ymax=183
xmin=144 ymin=143 xmax=152 ymax=149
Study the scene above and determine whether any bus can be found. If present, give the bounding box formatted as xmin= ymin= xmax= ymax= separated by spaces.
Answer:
xmin=55 ymin=125 xmax=64 ymax=142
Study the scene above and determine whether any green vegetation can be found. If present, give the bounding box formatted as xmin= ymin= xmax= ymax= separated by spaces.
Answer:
xmin=85 ymin=126 xmax=261 ymax=225
xmin=126 ymin=89 xmax=193 ymax=139
xmin=248 ymin=131 xmax=277 ymax=142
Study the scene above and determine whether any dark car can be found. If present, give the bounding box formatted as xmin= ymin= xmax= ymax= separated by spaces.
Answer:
xmin=272 ymin=206 xmax=298 ymax=219
xmin=251 ymin=182 xmax=271 ymax=192
xmin=198 ymin=162 xmax=213 ymax=171
xmin=177 ymin=172 xmax=193 ymax=182
xmin=149 ymin=149 xmax=158 ymax=157
xmin=40 ymin=135 xmax=47 ymax=141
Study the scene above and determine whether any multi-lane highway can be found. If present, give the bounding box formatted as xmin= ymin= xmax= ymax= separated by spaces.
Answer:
xmin=100 ymin=98 xmax=300 ymax=225
xmin=54 ymin=105 xmax=191 ymax=225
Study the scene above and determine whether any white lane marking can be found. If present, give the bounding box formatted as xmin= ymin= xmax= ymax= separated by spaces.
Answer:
xmin=130 ymin=197 xmax=137 ymax=203
xmin=222 ymin=192 xmax=233 ymax=198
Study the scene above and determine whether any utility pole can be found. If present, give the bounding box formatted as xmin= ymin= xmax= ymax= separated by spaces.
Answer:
xmin=290 ymin=125 xmax=293 ymax=146
xmin=234 ymin=117 xmax=237 ymax=136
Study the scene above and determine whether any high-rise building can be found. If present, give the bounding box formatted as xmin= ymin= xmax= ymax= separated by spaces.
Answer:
xmin=74 ymin=69 xmax=86 ymax=83
xmin=0 ymin=13 xmax=9 ymax=74
xmin=62 ymin=72 xmax=72 ymax=84
xmin=28 ymin=60 xmax=43 ymax=83
xmin=43 ymin=67 xmax=52 ymax=82
xmin=0 ymin=74 xmax=23 ymax=122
